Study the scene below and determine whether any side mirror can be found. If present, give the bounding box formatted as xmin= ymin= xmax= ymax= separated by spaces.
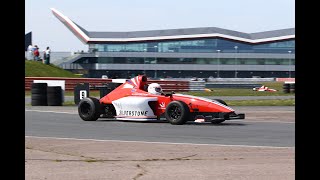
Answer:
xmin=164 ymin=91 xmax=175 ymax=97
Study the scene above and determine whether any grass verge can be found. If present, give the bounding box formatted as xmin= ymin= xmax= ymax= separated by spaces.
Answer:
xmin=25 ymin=60 xmax=82 ymax=77
xmin=226 ymin=99 xmax=295 ymax=106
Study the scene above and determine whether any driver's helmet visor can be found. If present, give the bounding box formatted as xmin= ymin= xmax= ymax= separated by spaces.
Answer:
xmin=155 ymin=87 xmax=162 ymax=92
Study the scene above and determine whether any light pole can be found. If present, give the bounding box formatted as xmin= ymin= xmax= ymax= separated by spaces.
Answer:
xmin=143 ymin=48 xmax=147 ymax=75
xmin=216 ymin=50 xmax=221 ymax=78
xmin=154 ymin=45 xmax=158 ymax=78
xmin=288 ymin=50 xmax=292 ymax=78
xmin=234 ymin=46 xmax=238 ymax=78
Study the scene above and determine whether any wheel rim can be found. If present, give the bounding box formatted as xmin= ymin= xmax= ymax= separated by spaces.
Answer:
xmin=80 ymin=102 xmax=91 ymax=116
xmin=168 ymin=105 xmax=182 ymax=120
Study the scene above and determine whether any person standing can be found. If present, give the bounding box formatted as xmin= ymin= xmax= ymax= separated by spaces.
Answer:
xmin=42 ymin=50 xmax=46 ymax=64
xmin=33 ymin=45 xmax=40 ymax=61
xmin=44 ymin=47 xmax=51 ymax=65
xmin=27 ymin=44 xmax=33 ymax=60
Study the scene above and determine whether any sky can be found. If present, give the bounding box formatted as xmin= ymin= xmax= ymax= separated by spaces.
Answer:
xmin=25 ymin=0 xmax=295 ymax=52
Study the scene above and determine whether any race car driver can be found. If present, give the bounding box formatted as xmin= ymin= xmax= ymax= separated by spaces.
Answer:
xmin=147 ymin=83 xmax=164 ymax=95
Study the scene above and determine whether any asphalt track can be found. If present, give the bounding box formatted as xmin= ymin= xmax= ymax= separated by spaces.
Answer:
xmin=25 ymin=106 xmax=295 ymax=147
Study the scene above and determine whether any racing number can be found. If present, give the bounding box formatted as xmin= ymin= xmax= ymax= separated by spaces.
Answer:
xmin=80 ymin=90 xmax=87 ymax=100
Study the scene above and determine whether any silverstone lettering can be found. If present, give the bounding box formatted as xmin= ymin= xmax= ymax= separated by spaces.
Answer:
xmin=119 ymin=110 xmax=148 ymax=116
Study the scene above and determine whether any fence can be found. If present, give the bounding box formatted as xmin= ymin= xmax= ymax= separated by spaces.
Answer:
xmin=25 ymin=77 xmax=198 ymax=92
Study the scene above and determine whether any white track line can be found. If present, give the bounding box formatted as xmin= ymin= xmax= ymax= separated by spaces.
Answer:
xmin=25 ymin=110 xmax=77 ymax=114
xmin=25 ymin=136 xmax=294 ymax=149
xmin=232 ymin=119 xmax=295 ymax=124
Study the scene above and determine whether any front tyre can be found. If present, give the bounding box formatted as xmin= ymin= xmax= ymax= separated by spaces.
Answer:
xmin=78 ymin=97 xmax=101 ymax=121
xmin=165 ymin=101 xmax=190 ymax=125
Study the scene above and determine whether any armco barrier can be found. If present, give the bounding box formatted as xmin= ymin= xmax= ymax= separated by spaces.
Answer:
xmin=189 ymin=81 xmax=206 ymax=91
xmin=25 ymin=77 xmax=193 ymax=92
xmin=205 ymin=83 xmax=262 ymax=89
xmin=276 ymin=78 xmax=295 ymax=82
xmin=25 ymin=77 xmax=112 ymax=91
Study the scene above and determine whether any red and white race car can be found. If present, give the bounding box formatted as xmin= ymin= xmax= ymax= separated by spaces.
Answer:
xmin=252 ymin=85 xmax=278 ymax=92
xmin=78 ymin=75 xmax=245 ymax=125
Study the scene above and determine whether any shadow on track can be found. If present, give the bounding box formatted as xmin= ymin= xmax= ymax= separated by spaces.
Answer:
xmin=97 ymin=118 xmax=247 ymax=126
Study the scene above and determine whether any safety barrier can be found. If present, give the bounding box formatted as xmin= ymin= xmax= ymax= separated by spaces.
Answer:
xmin=31 ymin=82 xmax=48 ymax=106
xmin=283 ymin=81 xmax=295 ymax=93
xmin=189 ymin=81 xmax=206 ymax=91
xmin=205 ymin=82 xmax=262 ymax=89
xmin=30 ymin=82 xmax=63 ymax=106
xmin=276 ymin=78 xmax=295 ymax=82
xmin=26 ymin=77 xmax=112 ymax=91
xmin=25 ymin=77 xmax=194 ymax=92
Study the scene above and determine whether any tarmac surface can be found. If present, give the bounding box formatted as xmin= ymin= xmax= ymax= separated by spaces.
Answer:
xmin=25 ymin=106 xmax=294 ymax=147
xmin=25 ymin=105 xmax=295 ymax=179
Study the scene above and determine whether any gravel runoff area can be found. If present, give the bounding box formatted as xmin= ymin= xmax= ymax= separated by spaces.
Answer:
xmin=25 ymin=106 xmax=295 ymax=180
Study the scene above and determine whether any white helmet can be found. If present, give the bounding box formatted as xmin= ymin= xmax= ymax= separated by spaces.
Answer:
xmin=148 ymin=83 xmax=163 ymax=95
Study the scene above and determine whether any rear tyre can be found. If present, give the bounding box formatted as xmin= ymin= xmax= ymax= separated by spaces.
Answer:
xmin=78 ymin=97 xmax=101 ymax=121
xmin=165 ymin=101 xmax=190 ymax=125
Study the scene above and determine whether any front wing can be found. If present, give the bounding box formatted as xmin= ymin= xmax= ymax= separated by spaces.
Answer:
xmin=193 ymin=112 xmax=245 ymax=122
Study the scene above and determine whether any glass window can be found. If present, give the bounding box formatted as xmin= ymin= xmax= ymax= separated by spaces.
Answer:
xmin=93 ymin=38 xmax=294 ymax=54
xmin=74 ymin=57 xmax=293 ymax=65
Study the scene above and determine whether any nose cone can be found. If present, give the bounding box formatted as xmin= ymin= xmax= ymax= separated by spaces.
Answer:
xmin=208 ymin=101 xmax=234 ymax=112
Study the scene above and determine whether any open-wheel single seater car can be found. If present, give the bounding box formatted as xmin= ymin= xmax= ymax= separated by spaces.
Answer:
xmin=78 ymin=75 xmax=245 ymax=125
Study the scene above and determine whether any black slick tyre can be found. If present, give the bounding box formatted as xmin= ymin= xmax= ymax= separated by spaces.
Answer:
xmin=31 ymin=83 xmax=48 ymax=106
xmin=165 ymin=101 xmax=190 ymax=125
xmin=78 ymin=97 xmax=101 ymax=121
xmin=47 ymin=86 xmax=63 ymax=106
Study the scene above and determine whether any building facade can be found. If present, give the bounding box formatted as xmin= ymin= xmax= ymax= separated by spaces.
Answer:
xmin=25 ymin=31 xmax=32 ymax=51
xmin=51 ymin=8 xmax=295 ymax=79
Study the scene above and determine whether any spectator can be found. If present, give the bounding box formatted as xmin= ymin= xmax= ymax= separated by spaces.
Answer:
xmin=27 ymin=44 xmax=33 ymax=60
xmin=44 ymin=47 xmax=51 ymax=65
xmin=42 ymin=49 xmax=47 ymax=63
xmin=32 ymin=45 xmax=37 ymax=55
xmin=33 ymin=45 xmax=40 ymax=61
